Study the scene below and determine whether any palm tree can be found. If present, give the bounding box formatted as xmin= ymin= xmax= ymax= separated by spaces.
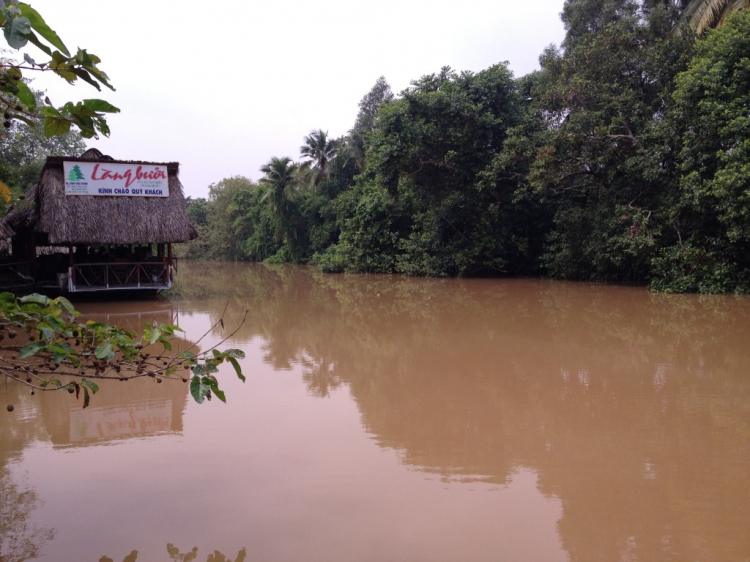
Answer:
xmin=259 ymin=156 xmax=298 ymax=213
xmin=678 ymin=0 xmax=749 ymax=36
xmin=299 ymin=129 xmax=339 ymax=188
xmin=259 ymin=156 xmax=301 ymax=249
xmin=341 ymin=131 xmax=366 ymax=173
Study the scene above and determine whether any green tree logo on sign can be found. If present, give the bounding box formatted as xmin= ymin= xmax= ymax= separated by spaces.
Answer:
xmin=67 ymin=165 xmax=85 ymax=181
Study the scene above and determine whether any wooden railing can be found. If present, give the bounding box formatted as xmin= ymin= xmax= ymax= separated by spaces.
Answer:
xmin=68 ymin=261 xmax=173 ymax=292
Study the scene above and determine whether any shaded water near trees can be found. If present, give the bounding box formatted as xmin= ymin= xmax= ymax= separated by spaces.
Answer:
xmin=2 ymin=261 xmax=749 ymax=561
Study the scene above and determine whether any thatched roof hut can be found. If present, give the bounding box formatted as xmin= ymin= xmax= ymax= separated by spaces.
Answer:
xmin=5 ymin=148 xmax=197 ymax=245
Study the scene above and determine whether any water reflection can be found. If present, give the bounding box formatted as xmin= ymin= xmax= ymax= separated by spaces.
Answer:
xmin=31 ymin=302 xmax=193 ymax=448
xmin=2 ymin=263 xmax=749 ymax=561
xmin=99 ymin=544 xmax=247 ymax=562
xmin=170 ymin=262 xmax=750 ymax=561
xmin=0 ymin=381 xmax=56 ymax=561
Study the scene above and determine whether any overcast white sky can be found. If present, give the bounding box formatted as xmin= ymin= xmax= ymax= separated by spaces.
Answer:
xmin=33 ymin=1 xmax=566 ymax=199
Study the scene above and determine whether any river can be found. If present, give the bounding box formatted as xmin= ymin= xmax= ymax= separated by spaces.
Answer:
xmin=1 ymin=261 xmax=749 ymax=561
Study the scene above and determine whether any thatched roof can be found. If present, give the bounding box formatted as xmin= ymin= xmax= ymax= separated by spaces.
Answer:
xmin=5 ymin=149 xmax=198 ymax=245
xmin=0 ymin=220 xmax=14 ymax=240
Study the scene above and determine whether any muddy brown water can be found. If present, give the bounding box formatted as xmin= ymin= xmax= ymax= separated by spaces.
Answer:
xmin=2 ymin=261 xmax=749 ymax=561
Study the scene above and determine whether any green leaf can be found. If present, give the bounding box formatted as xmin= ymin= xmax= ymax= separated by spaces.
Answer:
xmin=192 ymin=364 xmax=207 ymax=376
xmin=81 ymin=378 xmax=99 ymax=394
xmin=43 ymin=115 xmax=71 ymax=138
xmin=19 ymin=293 xmax=51 ymax=305
xmin=18 ymin=2 xmax=69 ymax=55
xmin=45 ymin=343 xmax=72 ymax=354
xmin=207 ymin=378 xmax=226 ymax=403
xmin=18 ymin=340 xmax=45 ymax=358
xmin=4 ymin=14 xmax=31 ymax=49
xmin=82 ymin=98 xmax=119 ymax=113
xmin=0 ymin=292 xmax=17 ymax=303
xmin=36 ymin=323 xmax=55 ymax=341
xmin=148 ymin=328 xmax=161 ymax=345
xmin=54 ymin=296 xmax=76 ymax=313
xmin=190 ymin=376 xmax=211 ymax=404
xmin=24 ymin=29 xmax=52 ymax=56
xmin=225 ymin=349 xmax=246 ymax=359
xmin=94 ymin=342 xmax=113 ymax=360
xmin=71 ymin=68 xmax=101 ymax=91
xmin=83 ymin=387 xmax=90 ymax=408
xmin=39 ymin=105 xmax=60 ymax=117
xmin=14 ymin=79 xmax=35 ymax=109
xmin=228 ymin=357 xmax=245 ymax=382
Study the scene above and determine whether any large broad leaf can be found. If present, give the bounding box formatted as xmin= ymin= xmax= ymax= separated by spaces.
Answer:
xmin=14 ymin=79 xmax=35 ymax=109
xmin=18 ymin=340 xmax=45 ymax=359
xmin=54 ymin=296 xmax=76 ymax=314
xmin=190 ymin=376 xmax=212 ymax=404
xmin=82 ymin=98 xmax=120 ymax=113
xmin=148 ymin=327 xmax=162 ymax=345
xmin=43 ymin=115 xmax=71 ymax=138
xmin=94 ymin=342 xmax=113 ymax=360
xmin=18 ymin=3 xmax=69 ymax=55
xmin=3 ymin=14 xmax=31 ymax=49
xmin=19 ymin=293 xmax=50 ymax=305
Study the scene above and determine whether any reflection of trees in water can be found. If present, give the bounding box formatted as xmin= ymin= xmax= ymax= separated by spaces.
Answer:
xmin=99 ymin=544 xmax=246 ymax=562
xmin=299 ymin=351 xmax=341 ymax=397
xmin=0 ymin=384 xmax=56 ymax=562
xmin=170 ymin=261 xmax=750 ymax=561
xmin=0 ymin=469 xmax=56 ymax=562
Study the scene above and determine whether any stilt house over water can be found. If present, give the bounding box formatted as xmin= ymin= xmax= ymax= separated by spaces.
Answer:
xmin=1 ymin=149 xmax=197 ymax=292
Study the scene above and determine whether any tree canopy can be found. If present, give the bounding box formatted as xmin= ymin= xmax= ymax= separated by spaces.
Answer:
xmin=180 ymin=1 xmax=750 ymax=293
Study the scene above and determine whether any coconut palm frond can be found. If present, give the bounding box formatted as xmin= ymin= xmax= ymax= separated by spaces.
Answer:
xmin=299 ymin=130 xmax=340 ymax=189
xmin=677 ymin=0 xmax=748 ymax=36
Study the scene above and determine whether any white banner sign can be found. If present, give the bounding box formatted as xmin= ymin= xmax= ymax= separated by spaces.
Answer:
xmin=64 ymin=161 xmax=170 ymax=197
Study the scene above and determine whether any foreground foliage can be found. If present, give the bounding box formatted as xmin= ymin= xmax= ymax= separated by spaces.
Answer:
xmin=1 ymin=293 xmax=246 ymax=410
xmin=0 ymin=0 xmax=119 ymax=138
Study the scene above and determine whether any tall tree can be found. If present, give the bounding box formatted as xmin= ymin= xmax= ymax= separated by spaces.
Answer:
xmin=299 ymin=130 xmax=339 ymax=188
xmin=260 ymin=156 xmax=305 ymax=260
xmin=351 ymin=76 xmax=394 ymax=134
xmin=517 ymin=2 xmax=691 ymax=283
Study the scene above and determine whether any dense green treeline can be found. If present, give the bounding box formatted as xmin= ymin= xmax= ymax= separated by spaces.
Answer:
xmin=184 ymin=0 xmax=750 ymax=293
